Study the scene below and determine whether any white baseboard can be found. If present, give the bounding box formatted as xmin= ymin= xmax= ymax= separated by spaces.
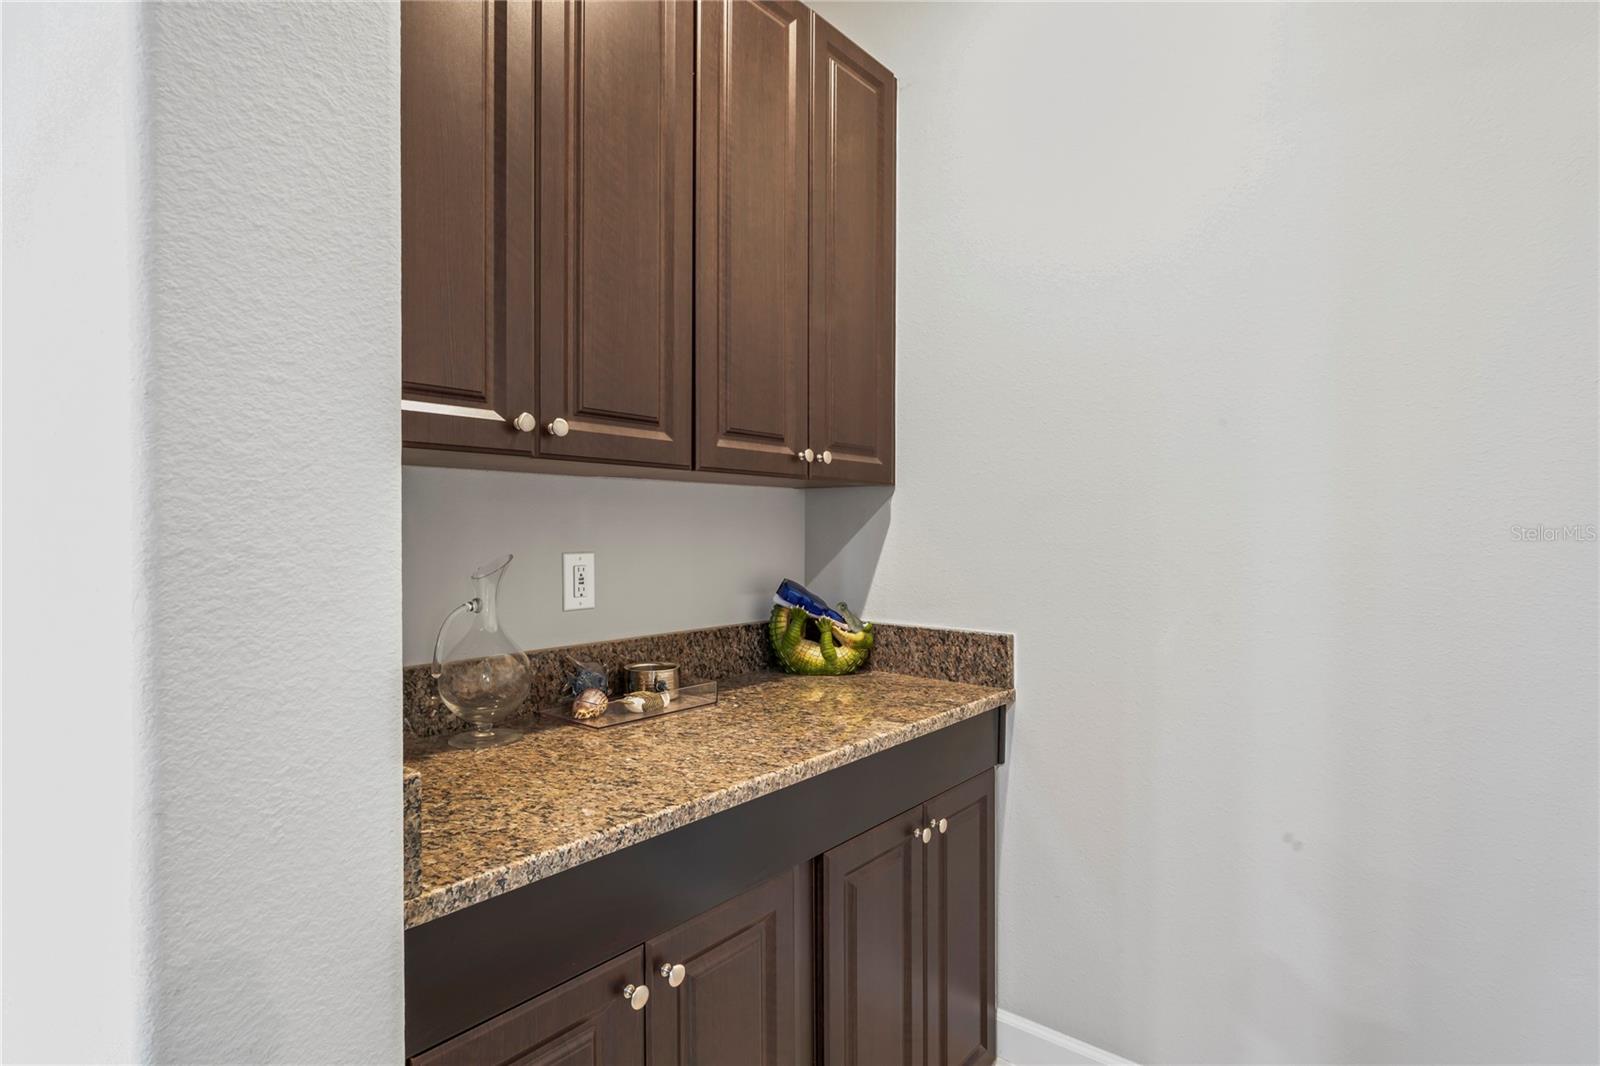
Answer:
xmin=996 ymin=1008 xmax=1136 ymax=1066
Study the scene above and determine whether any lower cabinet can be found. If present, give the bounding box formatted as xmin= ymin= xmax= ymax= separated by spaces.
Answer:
xmin=407 ymin=768 xmax=996 ymax=1066
xmin=926 ymin=772 xmax=998 ymax=1066
xmin=822 ymin=769 xmax=996 ymax=1066
xmin=409 ymin=948 xmax=646 ymax=1066
xmin=413 ymin=870 xmax=809 ymax=1066
xmin=821 ymin=802 xmax=926 ymax=1066
xmin=647 ymin=867 xmax=810 ymax=1066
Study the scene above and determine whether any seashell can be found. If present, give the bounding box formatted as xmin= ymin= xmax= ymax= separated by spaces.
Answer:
xmin=571 ymin=687 xmax=609 ymax=719
xmin=623 ymin=689 xmax=666 ymax=713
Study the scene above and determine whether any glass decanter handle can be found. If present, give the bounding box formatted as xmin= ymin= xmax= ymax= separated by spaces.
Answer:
xmin=430 ymin=598 xmax=480 ymax=679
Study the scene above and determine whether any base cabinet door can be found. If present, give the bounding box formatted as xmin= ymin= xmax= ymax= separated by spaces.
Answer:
xmin=646 ymin=867 xmax=810 ymax=1066
xmin=409 ymin=949 xmax=646 ymax=1066
xmin=927 ymin=770 xmax=997 ymax=1066
xmin=822 ymin=804 xmax=927 ymax=1066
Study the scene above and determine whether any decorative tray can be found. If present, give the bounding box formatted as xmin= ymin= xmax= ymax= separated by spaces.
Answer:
xmin=535 ymin=680 xmax=719 ymax=729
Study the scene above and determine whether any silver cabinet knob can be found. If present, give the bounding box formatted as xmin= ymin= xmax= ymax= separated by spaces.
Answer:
xmin=821 ymin=450 xmax=833 ymax=465
xmin=547 ymin=417 xmax=570 ymax=437
xmin=513 ymin=412 xmax=537 ymax=433
xmin=914 ymin=826 xmax=931 ymax=844
xmin=623 ymin=983 xmax=649 ymax=1010
xmin=797 ymin=448 xmax=815 ymax=462
xmin=937 ymin=817 xmax=949 ymax=834
xmin=659 ymin=962 xmax=686 ymax=988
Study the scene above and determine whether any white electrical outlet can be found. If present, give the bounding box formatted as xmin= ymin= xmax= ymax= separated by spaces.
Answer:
xmin=562 ymin=552 xmax=595 ymax=611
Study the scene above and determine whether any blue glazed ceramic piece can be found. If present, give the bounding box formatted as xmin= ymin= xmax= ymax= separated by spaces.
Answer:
xmin=773 ymin=578 xmax=858 ymax=633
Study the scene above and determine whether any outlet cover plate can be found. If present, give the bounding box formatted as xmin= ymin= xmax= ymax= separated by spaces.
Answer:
xmin=563 ymin=552 xmax=595 ymax=611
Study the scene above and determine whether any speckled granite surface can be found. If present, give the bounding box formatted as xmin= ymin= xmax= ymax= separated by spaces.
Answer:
xmin=868 ymin=624 xmax=1013 ymax=688
xmin=403 ymin=769 xmax=422 ymax=899
xmin=403 ymin=670 xmax=1012 ymax=928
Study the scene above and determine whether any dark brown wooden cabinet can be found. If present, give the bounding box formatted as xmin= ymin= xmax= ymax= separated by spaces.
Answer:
xmin=401 ymin=0 xmax=536 ymax=456
xmin=822 ymin=803 xmax=927 ymax=1066
xmin=410 ymin=871 xmax=811 ymax=1066
xmin=646 ymin=868 xmax=811 ymax=1066
xmin=697 ymin=4 xmax=895 ymax=484
xmin=530 ymin=0 xmax=695 ymax=468
xmin=402 ymin=0 xmax=896 ymax=486
xmin=926 ymin=773 xmax=997 ymax=1066
xmin=410 ymin=948 xmax=646 ymax=1066
xmin=809 ymin=16 xmax=897 ymax=486
xmin=694 ymin=0 xmax=813 ymax=478
xmin=405 ymin=716 xmax=1004 ymax=1063
xmin=822 ymin=770 xmax=996 ymax=1066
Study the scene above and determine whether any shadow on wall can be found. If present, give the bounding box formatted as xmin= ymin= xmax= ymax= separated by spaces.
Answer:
xmin=804 ymin=486 xmax=893 ymax=611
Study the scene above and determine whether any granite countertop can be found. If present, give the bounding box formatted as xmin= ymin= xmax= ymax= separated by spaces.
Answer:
xmin=403 ymin=670 xmax=1013 ymax=928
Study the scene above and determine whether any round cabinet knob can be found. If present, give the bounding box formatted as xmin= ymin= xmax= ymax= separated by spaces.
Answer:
xmin=798 ymin=448 xmax=815 ymax=463
xmin=821 ymin=450 xmax=833 ymax=465
xmin=547 ymin=417 xmax=570 ymax=437
xmin=659 ymin=962 xmax=687 ymax=988
xmin=937 ymin=817 xmax=949 ymax=834
xmin=623 ymin=983 xmax=650 ymax=1011
xmin=513 ymin=412 xmax=537 ymax=433
xmin=915 ymin=826 xmax=932 ymax=844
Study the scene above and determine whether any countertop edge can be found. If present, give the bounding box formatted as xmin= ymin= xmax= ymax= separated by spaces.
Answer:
xmin=403 ymin=684 xmax=1013 ymax=928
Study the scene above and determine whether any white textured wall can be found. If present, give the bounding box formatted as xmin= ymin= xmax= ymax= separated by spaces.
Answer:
xmin=807 ymin=3 xmax=1598 ymax=1063
xmin=143 ymin=3 xmax=402 ymax=1061
xmin=2 ymin=4 xmax=152 ymax=1060
xmin=403 ymin=468 xmax=805 ymax=663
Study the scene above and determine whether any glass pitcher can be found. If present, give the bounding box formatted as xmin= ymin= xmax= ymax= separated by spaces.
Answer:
xmin=431 ymin=554 xmax=532 ymax=749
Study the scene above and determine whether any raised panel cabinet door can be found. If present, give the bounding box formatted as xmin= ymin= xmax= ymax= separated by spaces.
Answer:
xmin=409 ymin=948 xmax=646 ymax=1066
xmin=402 ymin=1 xmax=537 ymax=455
xmin=645 ymin=867 xmax=811 ymax=1066
xmin=809 ymin=17 xmax=896 ymax=485
xmin=822 ymin=804 xmax=926 ymax=1066
xmin=695 ymin=0 xmax=811 ymax=478
xmin=535 ymin=0 xmax=694 ymax=467
xmin=926 ymin=771 xmax=997 ymax=1066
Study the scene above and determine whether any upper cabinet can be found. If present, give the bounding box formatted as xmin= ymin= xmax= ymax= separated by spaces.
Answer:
xmin=694 ymin=0 xmax=812 ymax=478
xmin=530 ymin=0 xmax=695 ymax=467
xmin=401 ymin=1 xmax=534 ymax=456
xmin=809 ymin=17 xmax=896 ymax=485
xmin=401 ymin=0 xmax=896 ymax=486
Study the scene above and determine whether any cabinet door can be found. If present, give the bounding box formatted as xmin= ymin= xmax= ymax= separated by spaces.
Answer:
xmin=926 ymin=771 xmax=997 ymax=1066
xmin=822 ymin=804 xmax=926 ymax=1066
xmin=409 ymin=948 xmax=645 ymax=1066
xmin=694 ymin=0 xmax=811 ymax=478
xmin=809 ymin=17 xmax=896 ymax=485
xmin=534 ymin=0 xmax=694 ymax=467
xmin=646 ymin=867 xmax=810 ymax=1066
xmin=402 ymin=0 xmax=536 ymax=455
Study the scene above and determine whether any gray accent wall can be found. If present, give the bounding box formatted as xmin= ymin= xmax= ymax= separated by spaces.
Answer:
xmin=403 ymin=467 xmax=805 ymax=665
